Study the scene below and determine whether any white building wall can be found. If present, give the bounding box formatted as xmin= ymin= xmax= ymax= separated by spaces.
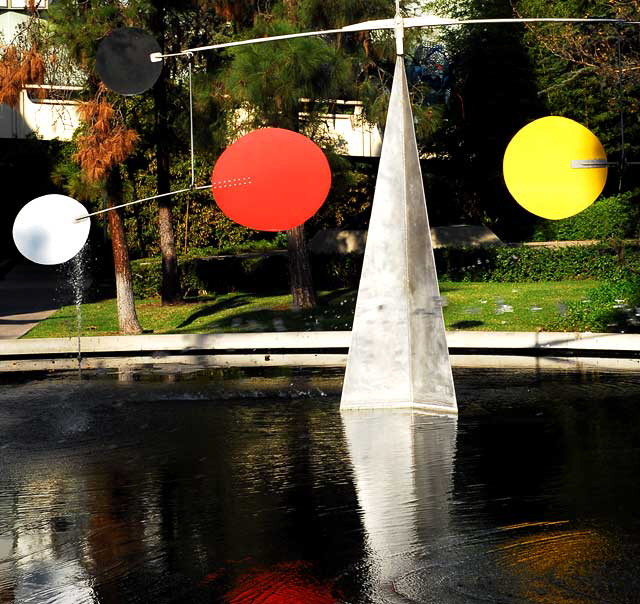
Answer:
xmin=2 ymin=94 xmax=382 ymax=155
xmin=0 ymin=0 xmax=48 ymax=10
xmin=236 ymin=102 xmax=382 ymax=158
xmin=318 ymin=106 xmax=382 ymax=157
xmin=0 ymin=89 xmax=79 ymax=140
xmin=0 ymin=3 xmax=79 ymax=140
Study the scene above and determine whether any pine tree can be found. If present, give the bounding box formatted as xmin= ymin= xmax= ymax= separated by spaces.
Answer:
xmin=44 ymin=0 xmax=148 ymax=334
xmin=219 ymin=1 xmax=399 ymax=308
xmin=47 ymin=1 xmax=234 ymax=308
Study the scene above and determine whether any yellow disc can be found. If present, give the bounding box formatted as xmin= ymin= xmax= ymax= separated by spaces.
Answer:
xmin=503 ymin=116 xmax=608 ymax=220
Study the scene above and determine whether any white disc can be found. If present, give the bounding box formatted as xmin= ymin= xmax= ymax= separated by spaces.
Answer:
xmin=12 ymin=195 xmax=90 ymax=265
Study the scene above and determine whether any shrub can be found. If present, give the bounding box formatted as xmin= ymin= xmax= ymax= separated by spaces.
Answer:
xmin=311 ymin=253 xmax=363 ymax=289
xmin=435 ymin=244 xmax=638 ymax=282
xmin=131 ymin=259 xmax=162 ymax=298
xmin=531 ymin=191 xmax=640 ymax=242
xmin=131 ymin=251 xmax=366 ymax=298
xmin=549 ymin=277 xmax=640 ymax=333
xmin=131 ymin=253 xmax=290 ymax=299
xmin=131 ymin=241 xmax=640 ymax=298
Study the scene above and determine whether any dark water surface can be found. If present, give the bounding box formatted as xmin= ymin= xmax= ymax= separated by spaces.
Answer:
xmin=1 ymin=367 xmax=640 ymax=603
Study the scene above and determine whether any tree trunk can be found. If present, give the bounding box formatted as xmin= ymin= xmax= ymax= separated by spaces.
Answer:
xmin=157 ymin=198 xmax=180 ymax=304
xmin=287 ymin=223 xmax=317 ymax=309
xmin=152 ymin=3 xmax=181 ymax=305
xmin=106 ymin=168 xmax=143 ymax=335
xmin=282 ymin=109 xmax=317 ymax=309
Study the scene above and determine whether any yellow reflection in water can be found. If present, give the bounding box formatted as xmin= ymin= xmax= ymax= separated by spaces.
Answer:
xmin=494 ymin=521 xmax=611 ymax=604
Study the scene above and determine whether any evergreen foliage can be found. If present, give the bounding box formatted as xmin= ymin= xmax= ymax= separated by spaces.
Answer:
xmin=128 ymin=240 xmax=640 ymax=298
xmin=515 ymin=0 xmax=640 ymax=192
xmin=9 ymin=0 xmax=640 ymax=270
xmin=532 ymin=191 xmax=640 ymax=241
xmin=429 ymin=0 xmax=546 ymax=239
xmin=220 ymin=16 xmax=353 ymax=132
xmin=435 ymin=243 xmax=639 ymax=282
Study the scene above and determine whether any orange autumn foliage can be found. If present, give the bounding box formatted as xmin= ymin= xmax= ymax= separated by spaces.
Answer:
xmin=26 ymin=0 xmax=46 ymax=13
xmin=74 ymin=92 xmax=139 ymax=183
xmin=213 ymin=1 xmax=256 ymax=28
xmin=0 ymin=46 xmax=45 ymax=107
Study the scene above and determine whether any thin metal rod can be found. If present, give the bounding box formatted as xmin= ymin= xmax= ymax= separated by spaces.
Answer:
xmin=443 ymin=17 xmax=623 ymax=25
xmin=156 ymin=27 xmax=345 ymax=59
xmin=75 ymin=184 xmax=211 ymax=221
xmin=188 ymin=58 xmax=195 ymax=188
xmin=577 ymin=161 xmax=639 ymax=167
xmin=616 ymin=32 xmax=626 ymax=191
xmin=577 ymin=161 xmax=640 ymax=167
xmin=152 ymin=17 xmax=627 ymax=60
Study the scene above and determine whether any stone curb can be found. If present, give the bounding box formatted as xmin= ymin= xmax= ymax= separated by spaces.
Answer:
xmin=3 ymin=330 xmax=640 ymax=356
xmin=2 ymin=331 xmax=349 ymax=355
xmin=2 ymin=331 xmax=640 ymax=374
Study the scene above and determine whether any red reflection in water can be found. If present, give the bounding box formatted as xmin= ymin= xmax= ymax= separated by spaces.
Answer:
xmin=225 ymin=562 xmax=337 ymax=603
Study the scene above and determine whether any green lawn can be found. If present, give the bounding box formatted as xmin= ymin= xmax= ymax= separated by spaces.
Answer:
xmin=24 ymin=280 xmax=602 ymax=338
xmin=439 ymin=281 xmax=600 ymax=332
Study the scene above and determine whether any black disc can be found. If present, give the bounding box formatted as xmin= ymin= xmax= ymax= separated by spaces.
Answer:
xmin=96 ymin=27 xmax=163 ymax=96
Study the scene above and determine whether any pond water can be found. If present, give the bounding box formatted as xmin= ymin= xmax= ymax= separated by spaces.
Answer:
xmin=1 ymin=367 xmax=639 ymax=603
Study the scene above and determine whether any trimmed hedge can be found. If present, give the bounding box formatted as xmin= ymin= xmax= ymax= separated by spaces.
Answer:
xmin=132 ymin=254 xmax=289 ymax=298
xmin=532 ymin=191 xmax=640 ymax=242
xmin=435 ymin=244 xmax=638 ymax=283
xmin=131 ymin=243 xmax=640 ymax=298
xmin=131 ymin=252 xmax=365 ymax=298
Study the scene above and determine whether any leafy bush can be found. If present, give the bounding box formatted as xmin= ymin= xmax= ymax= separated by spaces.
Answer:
xmin=311 ymin=254 xmax=364 ymax=289
xmin=132 ymin=250 xmax=366 ymax=298
xmin=132 ymin=253 xmax=290 ymax=299
xmin=549 ymin=277 xmax=640 ymax=333
xmin=131 ymin=259 xmax=162 ymax=298
xmin=184 ymin=236 xmax=288 ymax=258
xmin=132 ymin=241 xmax=640 ymax=298
xmin=532 ymin=191 xmax=640 ymax=242
xmin=435 ymin=244 xmax=639 ymax=282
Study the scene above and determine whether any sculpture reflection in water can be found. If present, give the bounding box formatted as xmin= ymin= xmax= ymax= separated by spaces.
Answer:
xmin=341 ymin=401 xmax=630 ymax=604
xmin=0 ymin=476 xmax=98 ymax=603
xmin=341 ymin=411 xmax=457 ymax=602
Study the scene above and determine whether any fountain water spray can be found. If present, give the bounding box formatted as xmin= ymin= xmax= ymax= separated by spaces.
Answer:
xmin=69 ymin=245 xmax=87 ymax=375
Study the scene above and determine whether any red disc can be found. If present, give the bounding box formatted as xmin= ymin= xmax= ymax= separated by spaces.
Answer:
xmin=211 ymin=128 xmax=331 ymax=231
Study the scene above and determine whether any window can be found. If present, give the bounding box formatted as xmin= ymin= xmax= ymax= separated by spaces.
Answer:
xmin=6 ymin=0 xmax=48 ymax=8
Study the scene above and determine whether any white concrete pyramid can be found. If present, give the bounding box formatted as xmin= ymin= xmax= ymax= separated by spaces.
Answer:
xmin=340 ymin=56 xmax=457 ymax=413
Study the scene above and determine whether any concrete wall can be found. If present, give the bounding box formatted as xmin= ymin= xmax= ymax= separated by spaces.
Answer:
xmin=316 ymin=104 xmax=382 ymax=157
xmin=3 ymin=330 xmax=640 ymax=373
xmin=0 ymin=89 xmax=79 ymax=141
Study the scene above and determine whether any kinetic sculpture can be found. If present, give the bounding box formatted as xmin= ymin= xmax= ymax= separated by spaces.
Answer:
xmin=11 ymin=3 xmax=629 ymax=411
xmin=504 ymin=116 xmax=609 ymax=220
xmin=13 ymin=194 xmax=90 ymax=265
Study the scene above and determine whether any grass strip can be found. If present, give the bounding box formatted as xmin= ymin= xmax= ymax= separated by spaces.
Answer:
xmin=23 ymin=280 xmax=601 ymax=338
